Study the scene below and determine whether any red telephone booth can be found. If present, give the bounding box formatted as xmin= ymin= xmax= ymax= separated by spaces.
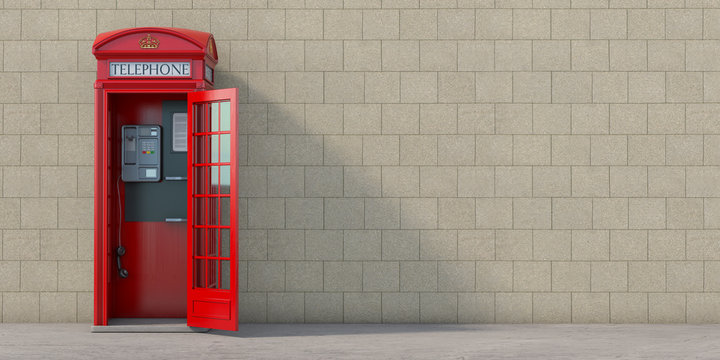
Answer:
xmin=92 ymin=27 xmax=238 ymax=331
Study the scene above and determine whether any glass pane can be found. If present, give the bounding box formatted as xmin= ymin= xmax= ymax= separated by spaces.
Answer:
xmin=193 ymin=197 xmax=205 ymax=226
xmin=219 ymin=166 xmax=230 ymax=195
xmin=193 ymin=167 xmax=204 ymax=195
xmin=211 ymin=102 xmax=219 ymax=132
xmin=210 ymin=197 xmax=219 ymax=225
xmin=220 ymin=196 xmax=230 ymax=226
xmin=207 ymin=259 xmax=218 ymax=289
xmin=204 ymin=166 xmax=212 ymax=195
xmin=220 ymin=229 xmax=230 ymax=258
xmin=193 ymin=104 xmax=204 ymax=133
xmin=194 ymin=228 xmax=205 ymax=256
xmin=220 ymin=260 xmax=230 ymax=290
xmin=220 ymin=134 xmax=231 ymax=163
xmin=210 ymin=166 xmax=220 ymax=195
xmin=193 ymin=136 xmax=203 ymax=164
xmin=205 ymin=135 xmax=212 ymax=164
xmin=207 ymin=228 xmax=218 ymax=257
xmin=194 ymin=259 xmax=205 ymax=288
xmin=204 ymin=197 xmax=213 ymax=226
xmin=220 ymin=101 xmax=231 ymax=131
xmin=210 ymin=134 xmax=219 ymax=163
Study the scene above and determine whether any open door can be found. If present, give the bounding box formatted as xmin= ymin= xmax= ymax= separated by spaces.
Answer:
xmin=186 ymin=88 xmax=238 ymax=331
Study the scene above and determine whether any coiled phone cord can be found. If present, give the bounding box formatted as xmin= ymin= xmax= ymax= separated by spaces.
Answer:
xmin=116 ymin=176 xmax=122 ymax=248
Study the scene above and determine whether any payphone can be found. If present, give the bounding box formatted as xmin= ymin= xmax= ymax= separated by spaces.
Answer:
xmin=121 ymin=125 xmax=162 ymax=182
xmin=93 ymin=27 xmax=239 ymax=332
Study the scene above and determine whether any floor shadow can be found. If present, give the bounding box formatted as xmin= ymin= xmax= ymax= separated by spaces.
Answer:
xmin=209 ymin=323 xmax=487 ymax=338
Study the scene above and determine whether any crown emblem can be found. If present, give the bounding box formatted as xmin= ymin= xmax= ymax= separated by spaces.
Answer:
xmin=139 ymin=34 xmax=159 ymax=49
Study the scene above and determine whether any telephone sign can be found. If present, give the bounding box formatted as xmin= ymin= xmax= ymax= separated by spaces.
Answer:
xmin=109 ymin=62 xmax=191 ymax=77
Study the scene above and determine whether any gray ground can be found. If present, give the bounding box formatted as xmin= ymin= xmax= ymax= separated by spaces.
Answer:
xmin=1 ymin=323 xmax=719 ymax=359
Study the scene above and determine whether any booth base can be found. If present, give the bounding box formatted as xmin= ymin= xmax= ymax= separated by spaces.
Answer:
xmin=91 ymin=318 xmax=209 ymax=333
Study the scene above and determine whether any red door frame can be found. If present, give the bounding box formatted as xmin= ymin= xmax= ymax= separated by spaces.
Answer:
xmin=94 ymin=87 xmax=200 ymax=326
xmin=186 ymin=88 xmax=239 ymax=331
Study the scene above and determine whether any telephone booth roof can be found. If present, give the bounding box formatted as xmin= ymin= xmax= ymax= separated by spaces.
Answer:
xmin=92 ymin=27 xmax=218 ymax=64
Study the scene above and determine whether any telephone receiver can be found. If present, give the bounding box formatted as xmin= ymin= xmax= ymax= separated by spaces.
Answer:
xmin=116 ymin=246 xmax=129 ymax=278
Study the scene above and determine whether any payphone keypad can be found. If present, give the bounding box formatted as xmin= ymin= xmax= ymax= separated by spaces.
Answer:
xmin=141 ymin=140 xmax=156 ymax=153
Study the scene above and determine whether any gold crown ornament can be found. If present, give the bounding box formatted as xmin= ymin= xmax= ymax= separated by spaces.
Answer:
xmin=139 ymin=34 xmax=159 ymax=49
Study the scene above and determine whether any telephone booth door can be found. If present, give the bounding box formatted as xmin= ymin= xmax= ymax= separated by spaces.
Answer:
xmin=186 ymin=88 xmax=238 ymax=331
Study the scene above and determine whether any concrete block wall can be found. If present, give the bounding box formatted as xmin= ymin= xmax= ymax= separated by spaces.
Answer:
xmin=3 ymin=0 xmax=720 ymax=323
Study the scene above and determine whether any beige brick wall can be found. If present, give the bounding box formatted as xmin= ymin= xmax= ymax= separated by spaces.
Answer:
xmin=5 ymin=0 xmax=720 ymax=324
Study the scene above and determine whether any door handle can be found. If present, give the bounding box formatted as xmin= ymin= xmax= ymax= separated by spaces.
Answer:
xmin=165 ymin=218 xmax=187 ymax=223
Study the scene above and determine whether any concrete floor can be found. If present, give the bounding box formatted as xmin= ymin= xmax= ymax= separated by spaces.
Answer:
xmin=1 ymin=324 xmax=720 ymax=359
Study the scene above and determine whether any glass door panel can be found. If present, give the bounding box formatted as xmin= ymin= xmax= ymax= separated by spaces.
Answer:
xmin=186 ymin=89 xmax=238 ymax=331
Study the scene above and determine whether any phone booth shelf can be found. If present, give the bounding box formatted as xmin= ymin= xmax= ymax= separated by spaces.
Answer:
xmin=92 ymin=27 xmax=239 ymax=332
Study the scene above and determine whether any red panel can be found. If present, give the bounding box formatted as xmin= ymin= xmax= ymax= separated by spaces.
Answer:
xmin=192 ymin=300 xmax=230 ymax=320
xmin=111 ymin=222 xmax=187 ymax=318
xmin=187 ymin=88 xmax=238 ymax=331
xmin=109 ymin=93 xmax=167 ymax=127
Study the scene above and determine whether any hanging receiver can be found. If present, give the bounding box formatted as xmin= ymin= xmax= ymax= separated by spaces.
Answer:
xmin=116 ymin=246 xmax=129 ymax=278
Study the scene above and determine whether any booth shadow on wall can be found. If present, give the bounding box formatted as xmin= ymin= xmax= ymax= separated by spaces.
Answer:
xmin=233 ymin=78 xmax=494 ymax=326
